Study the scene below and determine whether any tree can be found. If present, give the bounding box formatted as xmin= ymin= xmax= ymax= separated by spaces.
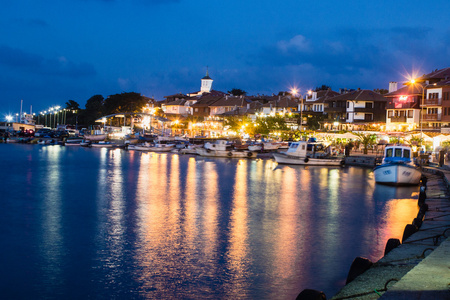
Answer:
xmin=80 ymin=95 xmax=104 ymax=126
xmin=306 ymin=114 xmax=325 ymax=131
xmin=65 ymin=100 xmax=80 ymax=110
xmin=227 ymin=88 xmax=246 ymax=96
xmin=354 ymin=132 xmax=377 ymax=154
xmin=315 ymin=85 xmax=331 ymax=91
xmin=103 ymin=92 xmax=149 ymax=115
xmin=253 ymin=116 xmax=289 ymax=135
xmin=373 ymin=88 xmax=389 ymax=95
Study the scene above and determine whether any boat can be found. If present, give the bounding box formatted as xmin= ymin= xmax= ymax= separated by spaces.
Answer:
xmin=80 ymin=140 xmax=91 ymax=147
xmin=91 ymin=141 xmax=114 ymax=148
xmin=37 ymin=139 xmax=55 ymax=145
xmin=64 ymin=138 xmax=84 ymax=146
xmin=248 ymin=142 xmax=280 ymax=152
xmin=272 ymin=141 xmax=345 ymax=166
xmin=195 ymin=140 xmax=257 ymax=158
xmin=84 ymin=133 xmax=107 ymax=141
xmin=133 ymin=142 xmax=175 ymax=152
xmin=373 ymin=144 xmax=422 ymax=186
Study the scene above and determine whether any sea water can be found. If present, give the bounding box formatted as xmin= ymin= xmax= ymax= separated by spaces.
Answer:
xmin=0 ymin=144 xmax=419 ymax=299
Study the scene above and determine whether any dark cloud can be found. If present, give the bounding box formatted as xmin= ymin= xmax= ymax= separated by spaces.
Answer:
xmin=254 ymin=26 xmax=449 ymax=83
xmin=0 ymin=45 xmax=96 ymax=78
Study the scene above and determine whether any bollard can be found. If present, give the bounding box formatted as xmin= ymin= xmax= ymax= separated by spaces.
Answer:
xmin=296 ymin=289 xmax=327 ymax=300
xmin=402 ymin=224 xmax=418 ymax=243
xmin=384 ymin=238 xmax=401 ymax=255
xmin=345 ymin=257 xmax=373 ymax=284
xmin=412 ymin=217 xmax=423 ymax=229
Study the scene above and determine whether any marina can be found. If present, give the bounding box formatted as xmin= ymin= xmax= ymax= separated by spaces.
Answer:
xmin=0 ymin=143 xmax=421 ymax=299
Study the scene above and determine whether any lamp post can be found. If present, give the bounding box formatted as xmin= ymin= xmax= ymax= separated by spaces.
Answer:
xmin=411 ymin=79 xmax=426 ymax=151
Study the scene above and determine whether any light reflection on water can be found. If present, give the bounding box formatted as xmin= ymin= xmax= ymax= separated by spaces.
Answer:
xmin=0 ymin=145 xmax=419 ymax=299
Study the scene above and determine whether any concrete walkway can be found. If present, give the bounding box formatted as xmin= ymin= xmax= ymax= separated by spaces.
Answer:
xmin=330 ymin=168 xmax=450 ymax=300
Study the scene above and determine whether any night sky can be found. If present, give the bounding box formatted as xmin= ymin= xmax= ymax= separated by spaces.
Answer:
xmin=1 ymin=0 xmax=449 ymax=117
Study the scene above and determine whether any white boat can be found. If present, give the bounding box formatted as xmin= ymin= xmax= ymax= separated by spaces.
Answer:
xmin=133 ymin=143 xmax=175 ymax=152
xmin=373 ymin=144 xmax=421 ymax=186
xmin=37 ymin=139 xmax=55 ymax=145
xmin=91 ymin=141 xmax=113 ymax=148
xmin=248 ymin=142 xmax=280 ymax=152
xmin=80 ymin=140 xmax=91 ymax=147
xmin=64 ymin=138 xmax=83 ymax=146
xmin=196 ymin=140 xmax=257 ymax=158
xmin=84 ymin=134 xmax=107 ymax=141
xmin=273 ymin=141 xmax=345 ymax=166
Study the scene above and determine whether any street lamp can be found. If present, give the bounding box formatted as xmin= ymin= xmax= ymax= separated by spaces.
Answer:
xmin=410 ymin=79 xmax=426 ymax=151
xmin=291 ymin=88 xmax=312 ymax=132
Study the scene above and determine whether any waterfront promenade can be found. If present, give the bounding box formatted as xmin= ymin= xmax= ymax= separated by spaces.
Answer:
xmin=329 ymin=166 xmax=450 ymax=300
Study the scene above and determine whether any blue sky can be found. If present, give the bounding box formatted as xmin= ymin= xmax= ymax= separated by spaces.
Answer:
xmin=1 ymin=0 xmax=449 ymax=116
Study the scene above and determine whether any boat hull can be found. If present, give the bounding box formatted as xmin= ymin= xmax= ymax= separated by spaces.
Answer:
xmin=196 ymin=148 xmax=257 ymax=158
xmin=273 ymin=153 xmax=344 ymax=166
xmin=132 ymin=145 xmax=174 ymax=152
xmin=374 ymin=163 xmax=421 ymax=186
xmin=84 ymin=134 xmax=107 ymax=141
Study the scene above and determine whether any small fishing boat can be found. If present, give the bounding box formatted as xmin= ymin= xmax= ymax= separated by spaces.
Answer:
xmin=273 ymin=141 xmax=344 ymax=166
xmin=84 ymin=133 xmax=107 ymax=141
xmin=248 ymin=142 xmax=280 ymax=152
xmin=37 ymin=139 xmax=55 ymax=145
xmin=64 ymin=138 xmax=84 ymax=146
xmin=195 ymin=140 xmax=257 ymax=158
xmin=80 ymin=140 xmax=91 ymax=147
xmin=373 ymin=144 xmax=421 ymax=186
xmin=133 ymin=142 xmax=175 ymax=152
xmin=91 ymin=141 xmax=113 ymax=148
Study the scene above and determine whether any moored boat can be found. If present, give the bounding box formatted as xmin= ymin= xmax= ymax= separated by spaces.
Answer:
xmin=273 ymin=141 xmax=344 ymax=166
xmin=133 ymin=142 xmax=175 ymax=152
xmin=84 ymin=133 xmax=107 ymax=141
xmin=64 ymin=138 xmax=84 ymax=146
xmin=196 ymin=140 xmax=257 ymax=158
xmin=373 ymin=144 xmax=421 ymax=186
xmin=91 ymin=141 xmax=114 ymax=148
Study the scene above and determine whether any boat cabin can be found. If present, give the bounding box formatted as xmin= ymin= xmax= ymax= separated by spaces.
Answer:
xmin=382 ymin=144 xmax=412 ymax=164
xmin=204 ymin=140 xmax=231 ymax=151
xmin=285 ymin=141 xmax=328 ymax=158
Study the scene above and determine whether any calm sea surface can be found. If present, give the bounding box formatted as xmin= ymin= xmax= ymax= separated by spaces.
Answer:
xmin=0 ymin=144 xmax=419 ymax=299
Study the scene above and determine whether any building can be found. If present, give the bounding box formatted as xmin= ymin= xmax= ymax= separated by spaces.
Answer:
xmin=323 ymin=89 xmax=386 ymax=130
xmin=385 ymin=67 xmax=450 ymax=132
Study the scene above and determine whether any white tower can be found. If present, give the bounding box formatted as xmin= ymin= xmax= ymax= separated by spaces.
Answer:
xmin=201 ymin=67 xmax=213 ymax=93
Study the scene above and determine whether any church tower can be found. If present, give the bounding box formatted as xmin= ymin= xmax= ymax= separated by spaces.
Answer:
xmin=201 ymin=67 xmax=213 ymax=93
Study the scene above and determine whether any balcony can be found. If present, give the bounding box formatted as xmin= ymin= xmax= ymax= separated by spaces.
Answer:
xmin=354 ymin=107 xmax=374 ymax=113
xmin=386 ymin=102 xmax=418 ymax=109
xmin=324 ymin=107 xmax=346 ymax=113
xmin=390 ymin=116 xmax=407 ymax=122
xmin=421 ymin=98 xmax=442 ymax=106
xmin=423 ymin=113 xmax=442 ymax=121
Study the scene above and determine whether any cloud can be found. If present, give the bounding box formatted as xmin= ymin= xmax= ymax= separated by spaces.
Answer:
xmin=277 ymin=35 xmax=311 ymax=53
xmin=255 ymin=26 xmax=450 ymax=82
xmin=0 ymin=45 xmax=96 ymax=78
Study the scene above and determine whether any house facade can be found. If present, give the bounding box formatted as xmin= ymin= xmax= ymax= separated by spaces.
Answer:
xmin=385 ymin=67 xmax=450 ymax=132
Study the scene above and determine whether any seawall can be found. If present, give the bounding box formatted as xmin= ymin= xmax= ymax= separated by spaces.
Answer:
xmin=326 ymin=167 xmax=450 ymax=300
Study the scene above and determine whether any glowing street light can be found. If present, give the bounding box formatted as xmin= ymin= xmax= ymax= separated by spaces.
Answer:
xmin=291 ymin=88 xmax=312 ymax=132
xmin=410 ymin=79 xmax=426 ymax=150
